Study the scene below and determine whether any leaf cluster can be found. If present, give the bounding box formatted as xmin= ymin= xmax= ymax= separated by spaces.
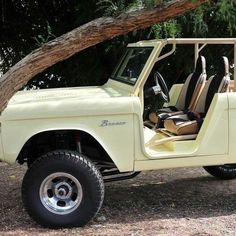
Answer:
xmin=0 ymin=0 xmax=236 ymax=90
xmin=96 ymin=0 xmax=160 ymax=16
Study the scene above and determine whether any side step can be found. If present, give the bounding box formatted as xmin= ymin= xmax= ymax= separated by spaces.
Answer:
xmin=103 ymin=170 xmax=140 ymax=183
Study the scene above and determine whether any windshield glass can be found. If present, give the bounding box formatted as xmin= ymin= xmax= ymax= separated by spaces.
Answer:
xmin=111 ymin=47 xmax=153 ymax=85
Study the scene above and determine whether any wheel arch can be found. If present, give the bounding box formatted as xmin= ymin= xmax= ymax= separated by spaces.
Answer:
xmin=16 ymin=127 xmax=120 ymax=169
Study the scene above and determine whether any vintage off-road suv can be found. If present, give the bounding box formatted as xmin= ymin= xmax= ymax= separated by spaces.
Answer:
xmin=0 ymin=38 xmax=236 ymax=228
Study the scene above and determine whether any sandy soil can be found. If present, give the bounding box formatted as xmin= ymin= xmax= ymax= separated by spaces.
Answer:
xmin=0 ymin=163 xmax=236 ymax=236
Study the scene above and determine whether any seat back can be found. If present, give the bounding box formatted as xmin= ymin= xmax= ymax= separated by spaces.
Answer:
xmin=194 ymin=56 xmax=230 ymax=114
xmin=175 ymin=56 xmax=206 ymax=111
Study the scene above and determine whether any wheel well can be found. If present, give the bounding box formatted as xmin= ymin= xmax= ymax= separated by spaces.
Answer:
xmin=17 ymin=130 xmax=114 ymax=167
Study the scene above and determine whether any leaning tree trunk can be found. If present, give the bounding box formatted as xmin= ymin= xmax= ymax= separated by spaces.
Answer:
xmin=0 ymin=0 xmax=207 ymax=112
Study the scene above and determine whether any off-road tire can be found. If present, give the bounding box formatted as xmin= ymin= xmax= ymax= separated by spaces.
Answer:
xmin=204 ymin=165 xmax=236 ymax=180
xmin=22 ymin=150 xmax=104 ymax=228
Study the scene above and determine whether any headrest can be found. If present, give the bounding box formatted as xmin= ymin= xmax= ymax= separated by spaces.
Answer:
xmin=195 ymin=55 xmax=206 ymax=74
xmin=217 ymin=56 xmax=229 ymax=77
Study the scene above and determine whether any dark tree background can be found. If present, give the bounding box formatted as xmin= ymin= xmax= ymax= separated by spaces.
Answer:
xmin=0 ymin=0 xmax=236 ymax=89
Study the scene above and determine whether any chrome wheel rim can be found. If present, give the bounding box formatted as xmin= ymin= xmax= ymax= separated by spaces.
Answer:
xmin=39 ymin=172 xmax=83 ymax=215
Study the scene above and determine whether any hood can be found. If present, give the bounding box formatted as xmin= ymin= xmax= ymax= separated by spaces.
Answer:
xmin=8 ymin=86 xmax=121 ymax=105
xmin=1 ymin=86 xmax=136 ymax=121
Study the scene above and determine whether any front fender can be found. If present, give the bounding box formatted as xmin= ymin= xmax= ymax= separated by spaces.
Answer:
xmin=1 ymin=114 xmax=135 ymax=172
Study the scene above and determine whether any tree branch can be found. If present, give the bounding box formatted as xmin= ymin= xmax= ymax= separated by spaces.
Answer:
xmin=0 ymin=0 xmax=207 ymax=112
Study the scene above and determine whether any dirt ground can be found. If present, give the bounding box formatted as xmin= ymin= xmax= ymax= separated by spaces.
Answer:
xmin=0 ymin=163 xmax=236 ymax=236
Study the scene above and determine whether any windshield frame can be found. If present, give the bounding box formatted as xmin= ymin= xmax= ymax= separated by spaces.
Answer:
xmin=111 ymin=47 xmax=154 ymax=86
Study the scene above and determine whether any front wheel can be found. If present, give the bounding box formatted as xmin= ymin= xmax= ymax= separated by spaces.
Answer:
xmin=203 ymin=164 xmax=236 ymax=180
xmin=22 ymin=150 xmax=104 ymax=228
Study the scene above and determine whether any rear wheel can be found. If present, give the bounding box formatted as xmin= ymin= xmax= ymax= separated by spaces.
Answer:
xmin=22 ymin=150 xmax=104 ymax=228
xmin=203 ymin=164 xmax=236 ymax=180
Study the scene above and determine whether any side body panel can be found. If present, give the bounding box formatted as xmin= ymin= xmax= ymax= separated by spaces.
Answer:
xmin=1 ymin=95 xmax=141 ymax=172
xmin=0 ymin=123 xmax=4 ymax=162
xmin=1 ymin=114 xmax=134 ymax=171
xmin=228 ymin=92 xmax=236 ymax=159
xmin=134 ymin=93 xmax=231 ymax=171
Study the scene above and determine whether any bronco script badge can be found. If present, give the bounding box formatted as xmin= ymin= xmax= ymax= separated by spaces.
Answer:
xmin=100 ymin=120 xmax=127 ymax=127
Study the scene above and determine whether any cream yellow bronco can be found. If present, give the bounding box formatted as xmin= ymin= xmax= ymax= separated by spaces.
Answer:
xmin=0 ymin=38 xmax=236 ymax=228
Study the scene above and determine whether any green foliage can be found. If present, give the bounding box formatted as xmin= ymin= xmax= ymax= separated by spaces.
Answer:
xmin=181 ymin=0 xmax=236 ymax=37
xmin=151 ymin=20 xmax=181 ymax=38
xmin=34 ymin=23 xmax=56 ymax=47
xmin=144 ymin=0 xmax=158 ymax=9
xmin=0 ymin=0 xmax=236 ymax=90
xmin=97 ymin=0 xmax=161 ymax=16
xmin=192 ymin=7 xmax=208 ymax=36
xmin=96 ymin=0 xmax=127 ymax=16
xmin=216 ymin=0 xmax=236 ymax=35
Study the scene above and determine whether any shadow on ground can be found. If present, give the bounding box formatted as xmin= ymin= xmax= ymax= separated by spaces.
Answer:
xmin=0 ymin=164 xmax=236 ymax=232
xmin=103 ymin=175 xmax=236 ymax=224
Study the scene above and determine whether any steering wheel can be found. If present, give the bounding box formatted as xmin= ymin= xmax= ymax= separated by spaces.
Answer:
xmin=154 ymin=72 xmax=170 ymax=103
xmin=144 ymin=71 xmax=170 ymax=103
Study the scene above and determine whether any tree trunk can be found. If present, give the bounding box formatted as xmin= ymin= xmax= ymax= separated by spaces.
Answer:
xmin=0 ymin=0 xmax=207 ymax=112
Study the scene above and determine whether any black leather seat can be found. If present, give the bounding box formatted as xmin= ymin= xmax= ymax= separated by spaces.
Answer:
xmin=149 ymin=56 xmax=207 ymax=126
xmin=164 ymin=56 xmax=230 ymax=135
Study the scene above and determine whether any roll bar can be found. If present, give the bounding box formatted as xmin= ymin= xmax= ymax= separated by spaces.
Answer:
xmin=158 ymin=38 xmax=236 ymax=91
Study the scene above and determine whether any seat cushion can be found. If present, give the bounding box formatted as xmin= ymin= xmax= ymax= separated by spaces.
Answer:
xmin=157 ymin=106 xmax=179 ymax=113
xmin=149 ymin=112 xmax=159 ymax=124
xmin=149 ymin=56 xmax=206 ymax=126
xmin=149 ymin=106 xmax=179 ymax=124
xmin=149 ymin=110 xmax=185 ymax=126
xmin=163 ymin=56 xmax=230 ymax=136
xmin=164 ymin=118 xmax=199 ymax=135
xmin=175 ymin=56 xmax=206 ymax=111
